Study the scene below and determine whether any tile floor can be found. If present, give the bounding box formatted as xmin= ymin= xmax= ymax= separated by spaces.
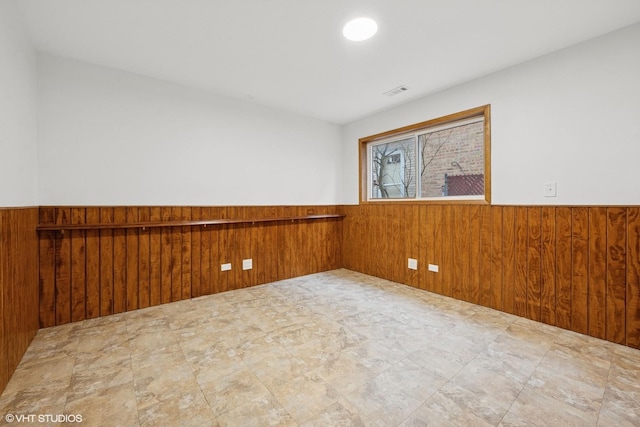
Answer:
xmin=1 ymin=269 xmax=640 ymax=426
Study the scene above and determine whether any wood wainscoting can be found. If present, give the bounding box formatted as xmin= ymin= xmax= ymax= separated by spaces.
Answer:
xmin=0 ymin=207 xmax=39 ymax=393
xmin=37 ymin=206 xmax=343 ymax=328
xmin=341 ymin=204 xmax=640 ymax=349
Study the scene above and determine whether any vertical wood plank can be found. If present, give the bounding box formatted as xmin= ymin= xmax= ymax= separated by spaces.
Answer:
xmin=160 ymin=207 xmax=172 ymax=304
xmin=490 ymin=206 xmax=504 ymax=311
xmin=571 ymin=208 xmax=589 ymax=334
xmin=468 ymin=205 xmax=481 ymax=305
xmin=99 ymin=207 xmax=114 ymax=317
xmin=191 ymin=207 xmax=202 ymax=298
xmin=70 ymin=208 xmax=86 ymax=322
xmin=440 ymin=205 xmax=452 ymax=297
xmin=555 ymin=207 xmax=572 ymax=330
xmin=527 ymin=207 xmax=542 ymax=322
xmin=38 ymin=208 xmax=56 ymax=327
xmin=55 ymin=208 xmax=71 ymax=325
xmin=263 ymin=207 xmax=279 ymax=284
xmin=85 ymin=208 xmax=101 ymax=319
xmin=406 ymin=205 xmax=420 ymax=289
xmin=606 ymin=207 xmax=627 ymax=345
xmin=502 ymin=207 xmax=516 ymax=314
xmin=170 ymin=207 xmax=182 ymax=301
xmin=125 ymin=207 xmax=139 ymax=312
xmin=479 ymin=205 xmax=492 ymax=308
xmin=627 ymin=208 xmax=640 ymax=348
xmin=541 ymin=207 xmax=557 ymax=326
xmin=514 ymin=207 xmax=528 ymax=318
xmin=199 ymin=207 xmax=212 ymax=296
xmin=138 ymin=207 xmax=151 ymax=308
xmin=588 ymin=207 xmax=607 ymax=340
xmin=149 ymin=207 xmax=162 ymax=307
xmin=112 ymin=207 xmax=127 ymax=314
xmin=181 ymin=207 xmax=192 ymax=299
xmin=214 ymin=207 xmax=229 ymax=293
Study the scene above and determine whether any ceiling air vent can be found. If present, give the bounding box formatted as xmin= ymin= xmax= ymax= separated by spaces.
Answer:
xmin=383 ymin=85 xmax=409 ymax=97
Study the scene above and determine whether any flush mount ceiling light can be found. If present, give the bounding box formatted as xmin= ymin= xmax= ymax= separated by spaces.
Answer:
xmin=343 ymin=17 xmax=378 ymax=41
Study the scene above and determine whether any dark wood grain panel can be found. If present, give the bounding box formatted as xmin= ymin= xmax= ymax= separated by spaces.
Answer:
xmin=99 ymin=208 xmax=114 ymax=317
xmin=588 ymin=207 xmax=607 ymax=340
xmin=627 ymin=208 xmax=640 ymax=348
xmin=502 ymin=207 xmax=516 ymax=315
xmin=149 ymin=207 xmax=162 ymax=307
xmin=54 ymin=208 xmax=71 ymax=325
xmin=160 ymin=207 xmax=173 ymax=304
xmin=514 ymin=207 xmax=528 ymax=318
xmin=1 ymin=208 xmax=39 ymax=395
xmin=555 ymin=207 xmax=572 ymax=330
xmin=125 ymin=207 xmax=139 ymax=312
xmin=70 ymin=208 xmax=86 ymax=322
xmin=138 ymin=207 xmax=151 ymax=309
xmin=527 ymin=207 xmax=542 ymax=322
xmin=424 ymin=206 xmax=437 ymax=293
xmin=541 ymin=207 xmax=556 ymax=326
xmin=191 ymin=207 xmax=202 ymax=298
xmin=85 ymin=208 xmax=101 ymax=319
xmin=170 ymin=207 xmax=182 ymax=301
xmin=490 ymin=206 xmax=503 ymax=311
xmin=38 ymin=207 xmax=56 ymax=327
xmin=469 ymin=205 xmax=481 ymax=305
xmin=571 ymin=207 xmax=589 ymax=334
xmin=199 ymin=207 xmax=212 ymax=297
xmin=441 ymin=205 xmax=453 ymax=297
xmin=181 ymin=207 xmax=192 ymax=298
xmin=112 ymin=207 xmax=127 ymax=314
xmin=606 ymin=207 xmax=627 ymax=345
xmin=479 ymin=205 xmax=492 ymax=308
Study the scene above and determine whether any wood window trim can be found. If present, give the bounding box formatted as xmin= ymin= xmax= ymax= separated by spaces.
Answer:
xmin=358 ymin=104 xmax=491 ymax=204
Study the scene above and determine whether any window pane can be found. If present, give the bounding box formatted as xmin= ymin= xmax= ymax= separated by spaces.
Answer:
xmin=419 ymin=120 xmax=484 ymax=198
xmin=370 ymin=137 xmax=416 ymax=199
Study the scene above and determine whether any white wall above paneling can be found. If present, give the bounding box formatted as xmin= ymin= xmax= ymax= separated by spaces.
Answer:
xmin=0 ymin=0 xmax=38 ymax=207
xmin=37 ymin=54 xmax=343 ymax=206
xmin=342 ymin=23 xmax=640 ymax=206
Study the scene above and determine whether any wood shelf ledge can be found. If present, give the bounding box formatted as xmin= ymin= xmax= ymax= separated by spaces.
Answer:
xmin=37 ymin=214 xmax=345 ymax=232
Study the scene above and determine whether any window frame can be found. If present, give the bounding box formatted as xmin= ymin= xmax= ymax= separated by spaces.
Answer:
xmin=359 ymin=104 xmax=491 ymax=204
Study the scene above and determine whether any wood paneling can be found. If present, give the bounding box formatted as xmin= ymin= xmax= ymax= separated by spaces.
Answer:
xmin=341 ymin=204 xmax=640 ymax=349
xmin=38 ymin=206 xmax=343 ymax=328
xmin=1 ymin=207 xmax=39 ymax=394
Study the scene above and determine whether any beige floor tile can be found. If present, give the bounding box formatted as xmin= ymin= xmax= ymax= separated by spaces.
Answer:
xmin=500 ymin=386 xmax=598 ymax=426
xmin=2 ymin=269 xmax=640 ymax=427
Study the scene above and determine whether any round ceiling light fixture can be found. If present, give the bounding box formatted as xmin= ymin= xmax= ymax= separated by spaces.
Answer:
xmin=342 ymin=17 xmax=378 ymax=41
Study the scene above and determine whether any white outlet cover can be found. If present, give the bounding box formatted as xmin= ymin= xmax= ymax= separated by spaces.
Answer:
xmin=221 ymin=263 xmax=231 ymax=271
xmin=242 ymin=259 xmax=253 ymax=270
xmin=544 ymin=182 xmax=557 ymax=197
xmin=428 ymin=264 xmax=439 ymax=273
xmin=408 ymin=258 xmax=418 ymax=270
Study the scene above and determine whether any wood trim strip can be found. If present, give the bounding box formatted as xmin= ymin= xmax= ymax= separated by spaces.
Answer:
xmin=36 ymin=214 xmax=345 ymax=231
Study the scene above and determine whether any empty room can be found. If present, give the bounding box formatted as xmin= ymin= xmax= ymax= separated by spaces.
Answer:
xmin=1 ymin=0 xmax=640 ymax=425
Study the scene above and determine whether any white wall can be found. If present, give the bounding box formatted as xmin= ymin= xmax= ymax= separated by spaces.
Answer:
xmin=0 ymin=0 xmax=38 ymax=207
xmin=342 ymin=23 xmax=640 ymax=206
xmin=37 ymin=54 xmax=342 ymax=206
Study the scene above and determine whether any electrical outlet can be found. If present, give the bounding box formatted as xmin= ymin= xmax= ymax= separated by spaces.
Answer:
xmin=221 ymin=263 xmax=231 ymax=271
xmin=428 ymin=264 xmax=439 ymax=273
xmin=242 ymin=259 xmax=253 ymax=270
xmin=408 ymin=258 xmax=418 ymax=270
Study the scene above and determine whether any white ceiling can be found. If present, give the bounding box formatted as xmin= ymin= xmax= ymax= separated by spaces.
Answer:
xmin=16 ymin=0 xmax=640 ymax=124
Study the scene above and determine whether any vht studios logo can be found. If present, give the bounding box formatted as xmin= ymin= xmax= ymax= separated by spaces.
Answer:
xmin=5 ymin=413 xmax=83 ymax=423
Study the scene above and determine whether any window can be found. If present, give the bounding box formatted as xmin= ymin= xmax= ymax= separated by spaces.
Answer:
xmin=360 ymin=105 xmax=490 ymax=203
